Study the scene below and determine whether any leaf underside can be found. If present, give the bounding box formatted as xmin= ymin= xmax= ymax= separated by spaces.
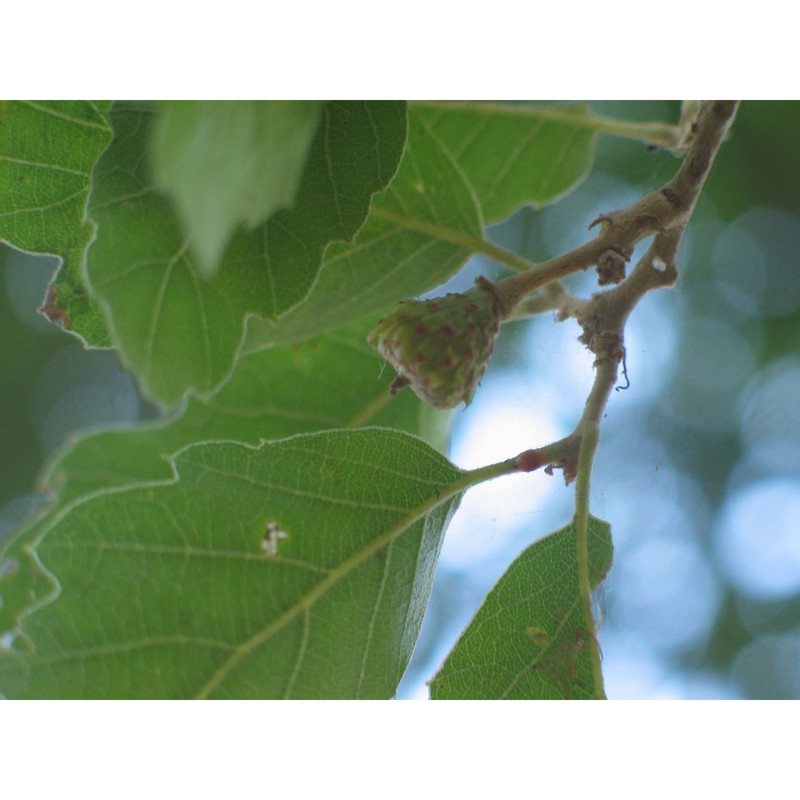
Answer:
xmin=0 ymin=316 xmax=451 ymax=645
xmin=413 ymin=102 xmax=598 ymax=223
xmin=0 ymin=100 xmax=113 ymax=345
xmin=430 ymin=516 xmax=613 ymax=700
xmin=85 ymin=100 xmax=407 ymax=405
xmin=244 ymin=107 xmax=485 ymax=350
xmin=151 ymin=100 xmax=324 ymax=274
xmin=246 ymin=103 xmax=601 ymax=351
xmin=0 ymin=430 xmax=466 ymax=699
xmin=0 ymin=100 xmax=624 ymax=701
xmin=41 ymin=315 xmax=452 ymax=507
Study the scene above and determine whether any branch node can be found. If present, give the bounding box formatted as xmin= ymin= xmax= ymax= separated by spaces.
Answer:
xmin=660 ymin=187 xmax=682 ymax=209
xmin=634 ymin=213 xmax=668 ymax=234
xmin=596 ymin=248 xmax=629 ymax=286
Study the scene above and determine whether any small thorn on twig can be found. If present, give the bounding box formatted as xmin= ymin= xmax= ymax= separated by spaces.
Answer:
xmin=588 ymin=213 xmax=614 ymax=231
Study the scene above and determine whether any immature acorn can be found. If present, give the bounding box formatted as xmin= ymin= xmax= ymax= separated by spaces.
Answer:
xmin=368 ymin=276 xmax=503 ymax=409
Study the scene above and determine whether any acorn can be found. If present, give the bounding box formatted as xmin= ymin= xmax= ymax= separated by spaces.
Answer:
xmin=368 ymin=277 xmax=503 ymax=409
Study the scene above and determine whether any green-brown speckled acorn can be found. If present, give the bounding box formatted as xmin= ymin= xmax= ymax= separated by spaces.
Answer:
xmin=368 ymin=277 xmax=502 ymax=409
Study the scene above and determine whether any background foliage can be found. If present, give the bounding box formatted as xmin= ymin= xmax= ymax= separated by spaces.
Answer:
xmin=1 ymin=100 xmax=799 ymax=698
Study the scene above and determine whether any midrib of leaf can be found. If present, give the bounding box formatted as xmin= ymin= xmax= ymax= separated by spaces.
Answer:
xmin=20 ymin=100 xmax=111 ymax=132
xmin=194 ymin=454 xmax=515 ymax=699
xmin=370 ymin=206 xmax=486 ymax=253
xmin=499 ymin=593 xmax=582 ymax=699
xmin=413 ymin=100 xmax=681 ymax=146
xmin=143 ymin=240 xmax=190 ymax=381
xmin=370 ymin=205 xmax=534 ymax=274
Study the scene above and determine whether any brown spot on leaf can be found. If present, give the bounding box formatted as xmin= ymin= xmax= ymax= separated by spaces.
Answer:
xmin=39 ymin=287 xmax=70 ymax=328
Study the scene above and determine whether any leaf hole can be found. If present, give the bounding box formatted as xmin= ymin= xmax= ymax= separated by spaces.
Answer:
xmin=261 ymin=520 xmax=289 ymax=558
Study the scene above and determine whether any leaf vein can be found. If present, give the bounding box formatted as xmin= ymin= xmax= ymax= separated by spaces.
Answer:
xmin=19 ymin=100 xmax=113 ymax=132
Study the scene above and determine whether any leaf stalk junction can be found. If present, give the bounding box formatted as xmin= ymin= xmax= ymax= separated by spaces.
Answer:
xmin=419 ymin=101 xmax=740 ymax=699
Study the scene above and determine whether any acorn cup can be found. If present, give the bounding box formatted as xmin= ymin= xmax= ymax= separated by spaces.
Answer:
xmin=368 ymin=277 xmax=503 ymax=410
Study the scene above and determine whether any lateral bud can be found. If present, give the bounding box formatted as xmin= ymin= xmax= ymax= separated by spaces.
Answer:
xmin=515 ymin=449 xmax=544 ymax=473
xmin=596 ymin=248 xmax=628 ymax=286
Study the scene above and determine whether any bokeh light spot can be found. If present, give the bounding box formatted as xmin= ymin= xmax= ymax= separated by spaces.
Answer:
xmin=732 ymin=630 xmax=800 ymax=699
xmin=609 ymin=536 xmax=721 ymax=652
xmin=738 ymin=356 xmax=800 ymax=459
xmin=31 ymin=346 xmax=141 ymax=452
xmin=715 ymin=479 xmax=800 ymax=600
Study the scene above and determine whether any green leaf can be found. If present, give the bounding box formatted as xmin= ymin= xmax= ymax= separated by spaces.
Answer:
xmin=0 ymin=100 xmax=113 ymax=345
xmin=430 ymin=515 xmax=613 ymax=699
xmin=413 ymin=102 xmax=599 ymax=223
xmin=0 ymin=317 xmax=450 ymax=642
xmin=245 ymin=107 xmax=484 ymax=349
xmin=85 ymin=101 xmax=406 ymax=405
xmin=245 ymin=102 xmax=671 ymax=351
xmin=414 ymin=103 xmax=604 ymax=223
xmin=0 ymin=430 xmax=469 ymax=699
xmin=40 ymin=315 xmax=452 ymax=506
xmin=0 ymin=514 xmax=57 ymax=652
xmin=151 ymin=101 xmax=323 ymax=275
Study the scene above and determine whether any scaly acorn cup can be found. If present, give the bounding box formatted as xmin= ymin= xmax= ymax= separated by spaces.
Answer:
xmin=368 ymin=276 xmax=503 ymax=409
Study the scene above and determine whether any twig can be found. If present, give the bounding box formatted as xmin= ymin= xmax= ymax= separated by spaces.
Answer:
xmin=510 ymin=101 xmax=738 ymax=700
xmin=573 ymin=421 xmax=604 ymax=699
xmin=491 ymin=102 xmax=739 ymax=319
xmin=508 ymin=281 xmax=586 ymax=321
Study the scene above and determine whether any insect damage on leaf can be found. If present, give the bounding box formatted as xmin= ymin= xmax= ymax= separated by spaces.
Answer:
xmin=526 ymin=627 xmax=551 ymax=647
xmin=261 ymin=520 xmax=289 ymax=557
xmin=39 ymin=287 xmax=70 ymax=328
